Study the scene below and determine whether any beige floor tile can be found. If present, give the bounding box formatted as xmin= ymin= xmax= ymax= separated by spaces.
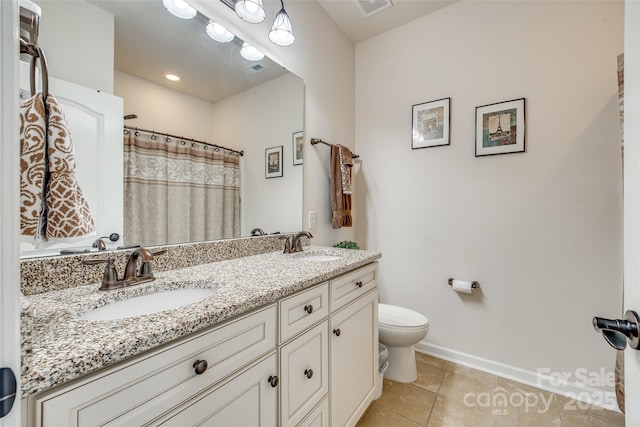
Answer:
xmin=556 ymin=395 xmax=625 ymax=427
xmin=426 ymin=394 xmax=496 ymax=427
xmin=416 ymin=352 xmax=450 ymax=370
xmin=414 ymin=360 xmax=447 ymax=393
xmin=437 ymin=368 xmax=497 ymax=404
xmin=376 ymin=379 xmax=437 ymax=425
xmin=357 ymin=403 xmax=424 ymax=427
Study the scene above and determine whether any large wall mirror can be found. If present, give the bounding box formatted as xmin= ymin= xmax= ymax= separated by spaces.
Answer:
xmin=21 ymin=0 xmax=303 ymax=257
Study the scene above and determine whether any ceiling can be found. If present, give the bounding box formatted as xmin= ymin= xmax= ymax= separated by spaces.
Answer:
xmin=88 ymin=0 xmax=288 ymax=104
xmin=87 ymin=0 xmax=455 ymax=103
xmin=317 ymin=0 xmax=457 ymax=43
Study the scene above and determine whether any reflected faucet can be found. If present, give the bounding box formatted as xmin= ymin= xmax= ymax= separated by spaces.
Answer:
xmin=251 ymin=228 xmax=266 ymax=236
xmin=291 ymin=231 xmax=313 ymax=253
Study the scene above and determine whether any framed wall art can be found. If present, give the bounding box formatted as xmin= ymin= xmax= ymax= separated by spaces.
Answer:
xmin=292 ymin=131 xmax=303 ymax=165
xmin=265 ymin=146 xmax=283 ymax=178
xmin=411 ymin=97 xmax=450 ymax=149
xmin=475 ymin=98 xmax=526 ymax=157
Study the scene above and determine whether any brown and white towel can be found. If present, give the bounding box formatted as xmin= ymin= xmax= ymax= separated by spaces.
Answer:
xmin=20 ymin=92 xmax=95 ymax=247
xmin=331 ymin=144 xmax=353 ymax=229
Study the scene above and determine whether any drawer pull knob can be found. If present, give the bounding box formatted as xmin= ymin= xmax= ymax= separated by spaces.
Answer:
xmin=304 ymin=304 xmax=314 ymax=314
xmin=304 ymin=369 xmax=314 ymax=379
xmin=268 ymin=375 xmax=279 ymax=387
xmin=356 ymin=281 xmax=363 ymax=288
xmin=333 ymin=328 xmax=341 ymax=337
xmin=193 ymin=359 xmax=208 ymax=375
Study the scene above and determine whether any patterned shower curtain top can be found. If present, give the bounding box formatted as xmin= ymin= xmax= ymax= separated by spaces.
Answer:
xmin=123 ymin=130 xmax=241 ymax=246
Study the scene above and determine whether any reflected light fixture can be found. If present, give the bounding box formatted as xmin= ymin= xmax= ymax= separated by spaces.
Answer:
xmin=162 ymin=0 xmax=197 ymax=19
xmin=206 ymin=20 xmax=234 ymax=43
xmin=165 ymin=74 xmax=180 ymax=81
xmin=269 ymin=0 xmax=294 ymax=46
xmin=235 ymin=0 xmax=265 ymax=24
xmin=240 ymin=42 xmax=264 ymax=61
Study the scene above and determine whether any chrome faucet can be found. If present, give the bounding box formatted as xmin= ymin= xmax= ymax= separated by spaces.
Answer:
xmin=291 ymin=231 xmax=313 ymax=253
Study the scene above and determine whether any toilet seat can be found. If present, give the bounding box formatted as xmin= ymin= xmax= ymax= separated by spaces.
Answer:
xmin=378 ymin=304 xmax=429 ymax=329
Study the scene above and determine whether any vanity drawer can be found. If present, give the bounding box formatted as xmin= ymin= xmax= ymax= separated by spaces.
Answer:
xmin=330 ymin=263 xmax=377 ymax=312
xmin=280 ymin=282 xmax=329 ymax=343
xmin=280 ymin=321 xmax=329 ymax=427
xmin=36 ymin=305 xmax=276 ymax=427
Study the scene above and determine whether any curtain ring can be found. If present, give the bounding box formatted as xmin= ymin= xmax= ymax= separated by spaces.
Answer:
xmin=214 ymin=147 xmax=220 ymax=152
xmin=191 ymin=143 xmax=196 ymax=147
xmin=151 ymin=133 xmax=157 ymax=140
xmin=203 ymin=145 xmax=208 ymax=150
xmin=166 ymin=136 xmax=171 ymax=143
xmin=124 ymin=129 xmax=129 ymax=135
xmin=180 ymin=140 xmax=186 ymax=145
xmin=135 ymin=131 xmax=140 ymax=137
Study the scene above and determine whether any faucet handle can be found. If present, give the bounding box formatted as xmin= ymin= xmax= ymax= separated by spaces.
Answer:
xmin=139 ymin=249 xmax=166 ymax=279
xmin=279 ymin=236 xmax=292 ymax=254
xmin=82 ymin=258 xmax=119 ymax=290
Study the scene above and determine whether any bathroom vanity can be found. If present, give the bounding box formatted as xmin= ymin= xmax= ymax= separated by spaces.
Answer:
xmin=20 ymin=245 xmax=381 ymax=427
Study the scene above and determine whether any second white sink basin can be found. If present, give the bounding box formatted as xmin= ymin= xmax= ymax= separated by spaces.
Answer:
xmin=301 ymin=254 xmax=343 ymax=262
xmin=79 ymin=287 xmax=217 ymax=321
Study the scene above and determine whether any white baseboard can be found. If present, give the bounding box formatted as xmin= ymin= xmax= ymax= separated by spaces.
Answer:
xmin=414 ymin=341 xmax=620 ymax=412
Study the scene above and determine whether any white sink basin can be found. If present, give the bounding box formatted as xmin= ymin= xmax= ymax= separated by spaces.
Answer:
xmin=79 ymin=288 xmax=217 ymax=321
xmin=301 ymin=254 xmax=343 ymax=262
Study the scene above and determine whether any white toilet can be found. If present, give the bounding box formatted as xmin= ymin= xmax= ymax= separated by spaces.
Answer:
xmin=378 ymin=303 xmax=430 ymax=383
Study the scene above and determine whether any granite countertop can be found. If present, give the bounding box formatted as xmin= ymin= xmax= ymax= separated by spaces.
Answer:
xmin=21 ymin=246 xmax=381 ymax=398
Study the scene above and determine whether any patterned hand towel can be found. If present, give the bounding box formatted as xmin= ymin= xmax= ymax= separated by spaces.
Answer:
xmin=20 ymin=92 xmax=95 ymax=246
xmin=331 ymin=144 xmax=353 ymax=229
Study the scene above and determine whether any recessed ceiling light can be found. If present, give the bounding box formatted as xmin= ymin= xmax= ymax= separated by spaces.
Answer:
xmin=165 ymin=74 xmax=180 ymax=81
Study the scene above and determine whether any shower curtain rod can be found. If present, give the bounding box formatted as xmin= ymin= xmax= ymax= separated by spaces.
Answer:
xmin=310 ymin=138 xmax=360 ymax=158
xmin=124 ymin=126 xmax=244 ymax=156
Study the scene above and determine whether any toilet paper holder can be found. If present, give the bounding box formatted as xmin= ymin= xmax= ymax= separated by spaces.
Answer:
xmin=448 ymin=278 xmax=480 ymax=289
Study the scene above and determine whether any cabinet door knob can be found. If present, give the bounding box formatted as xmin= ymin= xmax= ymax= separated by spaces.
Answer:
xmin=355 ymin=280 xmax=363 ymax=288
xmin=304 ymin=369 xmax=314 ymax=379
xmin=193 ymin=359 xmax=208 ymax=375
xmin=304 ymin=304 xmax=313 ymax=314
xmin=268 ymin=375 xmax=279 ymax=387
xmin=333 ymin=328 xmax=341 ymax=337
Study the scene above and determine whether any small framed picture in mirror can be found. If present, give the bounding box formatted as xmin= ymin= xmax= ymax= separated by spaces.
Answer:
xmin=293 ymin=131 xmax=303 ymax=165
xmin=266 ymin=146 xmax=284 ymax=178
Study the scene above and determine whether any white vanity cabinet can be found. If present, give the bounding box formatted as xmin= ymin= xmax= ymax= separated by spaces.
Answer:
xmin=27 ymin=262 xmax=379 ymax=427
xmin=329 ymin=264 xmax=379 ymax=427
xmin=32 ymin=305 xmax=278 ymax=427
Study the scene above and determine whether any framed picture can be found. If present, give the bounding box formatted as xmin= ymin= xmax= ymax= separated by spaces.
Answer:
xmin=411 ymin=97 xmax=450 ymax=149
xmin=292 ymin=131 xmax=303 ymax=165
xmin=475 ymin=98 xmax=526 ymax=157
xmin=265 ymin=146 xmax=283 ymax=178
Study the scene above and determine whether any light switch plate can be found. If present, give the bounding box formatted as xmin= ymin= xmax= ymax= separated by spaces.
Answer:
xmin=308 ymin=211 xmax=317 ymax=229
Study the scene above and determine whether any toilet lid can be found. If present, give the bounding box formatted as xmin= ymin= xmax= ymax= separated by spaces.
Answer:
xmin=378 ymin=304 xmax=428 ymax=328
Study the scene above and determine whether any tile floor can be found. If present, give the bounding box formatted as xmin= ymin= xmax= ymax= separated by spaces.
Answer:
xmin=357 ymin=352 xmax=625 ymax=427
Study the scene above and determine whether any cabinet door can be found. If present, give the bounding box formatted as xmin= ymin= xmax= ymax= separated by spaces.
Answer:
xmin=330 ymin=290 xmax=378 ymax=427
xmin=155 ymin=353 xmax=278 ymax=427
xmin=280 ymin=321 xmax=328 ymax=426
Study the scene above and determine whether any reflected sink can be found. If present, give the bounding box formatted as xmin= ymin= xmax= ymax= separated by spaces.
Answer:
xmin=79 ymin=288 xmax=217 ymax=321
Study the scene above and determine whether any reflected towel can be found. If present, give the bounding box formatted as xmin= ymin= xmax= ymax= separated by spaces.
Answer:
xmin=331 ymin=144 xmax=353 ymax=229
xmin=20 ymin=92 xmax=95 ymax=246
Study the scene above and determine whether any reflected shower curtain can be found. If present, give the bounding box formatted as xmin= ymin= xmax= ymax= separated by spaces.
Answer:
xmin=123 ymin=130 xmax=240 ymax=247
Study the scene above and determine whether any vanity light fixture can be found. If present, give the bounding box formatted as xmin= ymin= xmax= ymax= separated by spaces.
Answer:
xmin=206 ymin=20 xmax=234 ymax=43
xmin=240 ymin=42 xmax=264 ymax=61
xmin=268 ymin=0 xmax=295 ymax=46
xmin=165 ymin=74 xmax=181 ymax=81
xmin=162 ymin=0 xmax=197 ymax=19
xmin=234 ymin=0 xmax=266 ymax=24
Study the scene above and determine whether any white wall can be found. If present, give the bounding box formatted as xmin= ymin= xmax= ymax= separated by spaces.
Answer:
xmin=211 ymin=74 xmax=304 ymax=235
xmin=38 ymin=0 xmax=114 ymax=93
xmin=191 ymin=0 xmax=356 ymax=246
xmin=355 ymin=0 xmax=624 ymax=396
xmin=114 ymin=70 xmax=216 ymax=143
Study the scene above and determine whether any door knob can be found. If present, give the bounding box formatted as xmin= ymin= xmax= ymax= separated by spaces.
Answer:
xmin=592 ymin=310 xmax=640 ymax=350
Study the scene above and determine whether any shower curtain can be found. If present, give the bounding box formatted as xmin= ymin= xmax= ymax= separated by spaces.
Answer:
xmin=123 ymin=130 xmax=240 ymax=247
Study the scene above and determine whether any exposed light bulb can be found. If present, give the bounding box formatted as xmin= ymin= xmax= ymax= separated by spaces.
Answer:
xmin=162 ymin=0 xmax=197 ymax=19
xmin=269 ymin=6 xmax=295 ymax=46
xmin=234 ymin=0 xmax=265 ymax=24
xmin=240 ymin=42 xmax=264 ymax=61
xmin=205 ymin=20 xmax=234 ymax=43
